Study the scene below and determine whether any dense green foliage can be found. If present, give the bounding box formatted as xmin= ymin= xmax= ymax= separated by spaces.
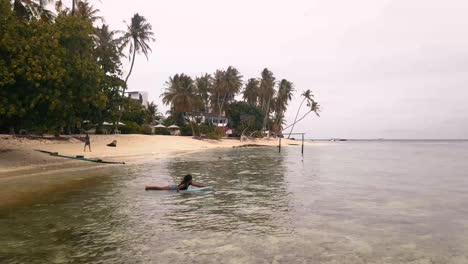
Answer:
xmin=225 ymin=102 xmax=264 ymax=136
xmin=0 ymin=0 xmax=157 ymax=135
xmin=162 ymin=67 xmax=314 ymax=137
xmin=1 ymin=0 xmax=318 ymax=137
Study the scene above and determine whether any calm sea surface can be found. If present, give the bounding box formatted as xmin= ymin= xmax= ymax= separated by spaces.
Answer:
xmin=1 ymin=141 xmax=468 ymax=263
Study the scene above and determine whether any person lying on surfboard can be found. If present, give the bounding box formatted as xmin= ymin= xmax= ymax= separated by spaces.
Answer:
xmin=145 ymin=174 xmax=206 ymax=192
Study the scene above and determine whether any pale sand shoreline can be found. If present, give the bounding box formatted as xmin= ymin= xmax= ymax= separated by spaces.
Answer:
xmin=0 ymin=134 xmax=307 ymax=181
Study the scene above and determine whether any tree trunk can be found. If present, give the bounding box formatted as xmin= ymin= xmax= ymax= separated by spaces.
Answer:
xmin=54 ymin=126 xmax=62 ymax=137
xmin=72 ymin=0 xmax=75 ymax=15
xmin=288 ymin=97 xmax=306 ymax=138
xmin=115 ymin=42 xmax=137 ymax=133
xmin=274 ymin=112 xmax=283 ymax=137
xmin=283 ymin=109 xmax=313 ymax=132
xmin=187 ymin=113 xmax=196 ymax=138
xmin=124 ymin=46 xmax=137 ymax=92
xmin=263 ymin=97 xmax=271 ymax=133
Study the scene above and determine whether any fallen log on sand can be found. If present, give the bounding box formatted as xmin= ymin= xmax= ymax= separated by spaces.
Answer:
xmin=35 ymin=150 xmax=125 ymax=164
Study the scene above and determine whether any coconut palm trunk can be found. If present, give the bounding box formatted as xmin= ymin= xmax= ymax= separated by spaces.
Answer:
xmin=114 ymin=48 xmax=136 ymax=133
xmin=287 ymin=96 xmax=307 ymax=138
xmin=114 ymin=13 xmax=154 ymax=133
xmin=263 ymin=97 xmax=271 ymax=133
xmin=283 ymin=109 xmax=314 ymax=132
xmin=124 ymin=47 xmax=137 ymax=91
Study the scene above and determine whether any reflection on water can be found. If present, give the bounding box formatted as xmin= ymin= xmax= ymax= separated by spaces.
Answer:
xmin=160 ymin=149 xmax=292 ymax=234
xmin=1 ymin=143 xmax=468 ymax=263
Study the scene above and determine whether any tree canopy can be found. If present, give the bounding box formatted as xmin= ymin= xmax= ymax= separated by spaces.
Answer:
xmin=161 ymin=66 xmax=319 ymax=138
xmin=0 ymin=0 xmax=155 ymax=134
xmin=1 ymin=0 xmax=319 ymax=137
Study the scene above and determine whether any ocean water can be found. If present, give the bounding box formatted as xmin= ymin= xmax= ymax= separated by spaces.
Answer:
xmin=1 ymin=141 xmax=468 ymax=263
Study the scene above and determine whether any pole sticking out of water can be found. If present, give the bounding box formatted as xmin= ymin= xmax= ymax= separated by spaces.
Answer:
xmin=279 ymin=132 xmax=306 ymax=156
xmin=301 ymin=134 xmax=304 ymax=156
xmin=278 ymin=137 xmax=282 ymax=153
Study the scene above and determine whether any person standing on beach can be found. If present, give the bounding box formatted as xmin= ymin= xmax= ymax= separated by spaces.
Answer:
xmin=84 ymin=133 xmax=91 ymax=152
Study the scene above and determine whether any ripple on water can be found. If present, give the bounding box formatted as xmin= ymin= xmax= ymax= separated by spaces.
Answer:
xmin=2 ymin=145 xmax=468 ymax=263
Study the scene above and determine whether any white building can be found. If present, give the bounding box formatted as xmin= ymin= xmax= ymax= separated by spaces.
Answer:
xmin=126 ymin=91 xmax=149 ymax=107
xmin=194 ymin=113 xmax=228 ymax=127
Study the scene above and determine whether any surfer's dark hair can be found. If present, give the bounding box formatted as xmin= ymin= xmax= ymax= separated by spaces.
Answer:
xmin=182 ymin=174 xmax=192 ymax=184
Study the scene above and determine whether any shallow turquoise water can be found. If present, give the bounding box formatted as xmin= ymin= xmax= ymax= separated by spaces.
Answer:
xmin=1 ymin=142 xmax=468 ymax=263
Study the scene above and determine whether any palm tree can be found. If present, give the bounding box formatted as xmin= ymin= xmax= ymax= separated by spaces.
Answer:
xmin=211 ymin=66 xmax=242 ymax=115
xmin=286 ymin=89 xmax=320 ymax=137
xmin=114 ymin=13 xmax=154 ymax=132
xmin=243 ymin=78 xmax=260 ymax=106
xmin=75 ymin=0 xmax=101 ymax=23
xmin=13 ymin=0 xmax=55 ymax=21
xmin=120 ymin=13 xmax=155 ymax=92
xmin=224 ymin=66 xmax=243 ymax=103
xmin=161 ymin=74 xmax=202 ymax=136
xmin=259 ymin=68 xmax=276 ymax=130
xmin=195 ymin=74 xmax=212 ymax=113
xmin=272 ymin=79 xmax=294 ymax=135
xmin=145 ymin=101 xmax=160 ymax=124
xmin=95 ymin=24 xmax=122 ymax=75
xmin=55 ymin=0 xmax=76 ymax=15
xmin=211 ymin=69 xmax=226 ymax=115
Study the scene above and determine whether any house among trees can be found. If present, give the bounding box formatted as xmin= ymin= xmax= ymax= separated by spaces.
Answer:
xmin=194 ymin=112 xmax=229 ymax=127
xmin=126 ymin=91 xmax=149 ymax=107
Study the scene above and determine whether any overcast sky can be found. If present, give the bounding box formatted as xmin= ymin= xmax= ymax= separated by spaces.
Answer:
xmin=82 ymin=0 xmax=468 ymax=139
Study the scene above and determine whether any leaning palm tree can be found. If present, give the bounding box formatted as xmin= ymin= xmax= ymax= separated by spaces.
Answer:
xmin=161 ymin=74 xmax=202 ymax=136
xmin=283 ymin=100 xmax=320 ymax=133
xmin=286 ymin=89 xmax=320 ymax=137
xmin=114 ymin=13 xmax=154 ymax=132
xmin=120 ymin=13 xmax=155 ymax=93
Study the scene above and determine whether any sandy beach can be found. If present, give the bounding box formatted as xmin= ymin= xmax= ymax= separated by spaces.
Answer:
xmin=0 ymin=134 xmax=301 ymax=182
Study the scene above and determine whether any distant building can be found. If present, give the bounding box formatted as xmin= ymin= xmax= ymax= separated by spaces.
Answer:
xmin=126 ymin=91 xmax=148 ymax=107
xmin=194 ymin=112 xmax=228 ymax=127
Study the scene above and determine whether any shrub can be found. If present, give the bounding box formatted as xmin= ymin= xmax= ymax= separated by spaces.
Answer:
xmin=154 ymin=128 xmax=170 ymax=135
xmin=225 ymin=102 xmax=264 ymax=136
xmin=198 ymin=122 xmax=214 ymax=135
xmin=180 ymin=125 xmax=193 ymax=136
xmin=120 ymin=121 xmax=143 ymax=134
xmin=207 ymin=127 xmax=225 ymax=140
xmin=142 ymin=125 xmax=153 ymax=135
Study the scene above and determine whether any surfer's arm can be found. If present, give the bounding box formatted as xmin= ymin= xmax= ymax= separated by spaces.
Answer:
xmin=191 ymin=182 xmax=206 ymax=187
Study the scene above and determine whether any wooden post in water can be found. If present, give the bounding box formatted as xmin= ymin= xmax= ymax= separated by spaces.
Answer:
xmin=301 ymin=133 xmax=304 ymax=156
xmin=278 ymin=137 xmax=282 ymax=153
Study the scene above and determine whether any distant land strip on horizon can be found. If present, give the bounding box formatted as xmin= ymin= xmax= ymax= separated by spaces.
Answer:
xmin=307 ymin=139 xmax=468 ymax=142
